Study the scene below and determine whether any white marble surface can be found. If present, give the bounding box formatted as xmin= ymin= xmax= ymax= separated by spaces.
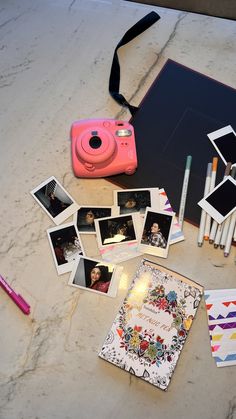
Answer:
xmin=0 ymin=1 xmax=236 ymax=418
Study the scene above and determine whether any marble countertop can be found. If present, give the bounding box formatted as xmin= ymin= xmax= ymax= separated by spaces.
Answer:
xmin=0 ymin=1 xmax=236 ymax=418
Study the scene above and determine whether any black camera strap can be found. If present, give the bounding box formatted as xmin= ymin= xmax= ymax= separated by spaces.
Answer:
xmin=109 ymin=11 xmax=160 ymax=117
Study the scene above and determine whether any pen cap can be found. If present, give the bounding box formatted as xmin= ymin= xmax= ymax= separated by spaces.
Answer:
xmin=17 ymin=294 xmax=31 ymax=315
xmin=212 ymin=157 xmax=218 ymax=171
xmin=186 ymin=155 xmax=192 ymax=170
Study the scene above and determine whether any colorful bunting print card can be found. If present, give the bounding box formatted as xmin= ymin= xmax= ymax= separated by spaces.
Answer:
xmin=99 ymin=259 xmax=203 ymax=390
xmin=204 ymin=289 xmax=236 ymax=367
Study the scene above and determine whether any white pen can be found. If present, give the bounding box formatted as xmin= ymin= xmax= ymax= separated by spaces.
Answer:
xmin=178 ymin=155 xmax=192 ymax=230
xmin=234 ymin=223 xmax=236 ymax=242
xmin=224 ymin=211 xmax=236 ymax=257
xmin=219 ymin=216 xmax=231 ymax=248
xmin=198 ymin=162 xmax=212 ymax=246
xmin=214 ymin=221 xmax=224 ymax=248
xmin=209 ymin=162 xmax=232 ymax=244
xmin=204 ymin=157 xmax=218 ymax=241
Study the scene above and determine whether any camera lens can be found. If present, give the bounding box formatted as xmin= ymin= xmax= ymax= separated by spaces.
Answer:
xmin=89 ymin=136 xmax=102 ymax=149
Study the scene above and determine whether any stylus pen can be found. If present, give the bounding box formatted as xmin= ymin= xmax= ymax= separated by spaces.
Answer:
xmin=204 ymin=157 xmax=218 ymax=241
xmin=178 ymin=155 xmax=192 ymax=230
xmin=220 ymin=166 xmax=236 ymax=248
xmin=209 ymin=162 xmax=232 ymax=244
xmin=198 ymin=162 xmax=212 ymax=246
xmin=224 ymin=212 xmax=236 ymax=257
xmin=0 ymin=274 xmax=30 ymax=315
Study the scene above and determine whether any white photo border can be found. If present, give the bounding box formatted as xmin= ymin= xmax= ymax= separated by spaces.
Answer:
xmin=47 ymin=222 xmax=85 ymax=275
xmin=68 ymin=255 xmax=123 ymax=298
xmin=207 ymin=125 xmax=236 ymax=166
xmin=138 ymin=208 xmax=175 ymax=258
xmin=113 ymin=187 xmax=160 ymax=215
xmin=31 ymin=176 xmax=79 ymax=225
xmin=198 ymin=176 xmax=236 ymax=224
xmin=94 ymin=213 xmax=140 ymax=249
xmin=73 ymin=205 xmax=119 ymax=234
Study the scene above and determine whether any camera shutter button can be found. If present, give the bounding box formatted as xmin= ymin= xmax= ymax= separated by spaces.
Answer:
xmin=84 ymin=162 xmax=95 ymax=171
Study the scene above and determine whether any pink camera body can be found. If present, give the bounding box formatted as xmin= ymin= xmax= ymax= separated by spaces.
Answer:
xmin=71 ymin=119 xmax=137 ymax=178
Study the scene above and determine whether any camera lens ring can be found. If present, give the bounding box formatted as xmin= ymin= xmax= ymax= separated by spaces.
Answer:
xmin=77 ymin=127 xmax=117 ymax=164
xmin=89 ymin=136 xmax=102 ymax=149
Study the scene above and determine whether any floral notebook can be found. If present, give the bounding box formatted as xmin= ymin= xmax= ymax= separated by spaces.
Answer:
xmin=99 ymin=259 xmax=203 ymax=390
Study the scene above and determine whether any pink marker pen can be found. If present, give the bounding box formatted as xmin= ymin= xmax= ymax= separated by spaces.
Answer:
xmin=0 ymin=274 xmax=30 ymax=315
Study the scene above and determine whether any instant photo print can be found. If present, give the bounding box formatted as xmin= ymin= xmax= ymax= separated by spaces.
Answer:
xmin=47 ymin=222 xmax=84 ymax=275
xmin=198 ymin=176 xmax=236 ymax=224
xmin=207 ymin=125 xmax=236 ymax=166
xmin=31 ymin=176 xmax=79 ymax=225
xmin=94 ymin=214 xmax=139 ymax=249
xmin=113 ymin=188 xmax=160 ymax=215
xmin=74 ymin=206 xmax=119 ymax=234
xmin=138 ymin=208 xmax=175 ymax=258
xmin=68 ymin=256 xmax=123 ymax=297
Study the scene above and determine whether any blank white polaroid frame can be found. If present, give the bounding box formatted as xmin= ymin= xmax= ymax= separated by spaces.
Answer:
xmin=207 ymin=125 xmax=236 ymax=166
xmin=73 ymin=205 xmax=119 ymax=234
xmin=138 ymin=208 xmax=175 ymax=258
xmin=31 ymin=176 xmax=79 ymax=225
xmin=198 ymin=176 xmax=236 ymax=224
xmin=113 ymin=187 xmax=160 ymax=215
xmin=68 ymin=255 xmax=123 ymax=298
xmin=94 ymin=213 xmax=140 ymax=249
xmin=47 ymin=222 xmax=85 ymax=275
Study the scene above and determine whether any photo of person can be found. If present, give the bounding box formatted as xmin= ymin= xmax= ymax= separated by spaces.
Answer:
xmin=143 ymin=222 xmax=167 ymax=248
xmin=74 ymin=206 xmax=114 ymax=233
xmin=47 ymin=222 xmax=84 ymax=274
xmin=95 ymin=215 xmax=137 ymax=247
xmin=138 ymin=209 xmax=175 ymax=258
xmin=114 ymin=188 xmax=160 ymax=215
xmin=68 ymin=256 xmax=121 ymax=297
xmin=31 ymin=176 xmax=79 ymax=225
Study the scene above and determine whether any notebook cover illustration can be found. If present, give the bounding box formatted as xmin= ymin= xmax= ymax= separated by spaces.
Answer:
xmin=110 ymin=59 xmax=236 ymax=226
xmin=99 ymin=259 xmax=203 ymax=390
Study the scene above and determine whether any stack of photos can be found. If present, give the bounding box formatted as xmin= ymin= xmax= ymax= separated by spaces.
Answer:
xmin=31 ymin=176 xmax=123 ymax=297
xmin=96 ymin=188 xmax=183 ymax=263
xmin=31 ymin=179 xmax=184 ymax=295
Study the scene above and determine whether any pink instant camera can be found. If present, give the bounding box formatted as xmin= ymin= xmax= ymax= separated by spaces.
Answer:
xmin=71 ymin=119 xmax=137 ymax=178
